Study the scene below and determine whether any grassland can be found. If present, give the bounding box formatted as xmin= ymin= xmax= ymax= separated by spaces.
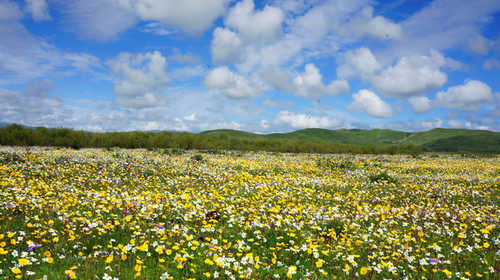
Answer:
xmin=1 ymin=147 xmax=499 ymax=279
xmin=201 ymin=128 xmax=500 ymax=153
xmin=2 ymin=124 xmax=500 ymax=154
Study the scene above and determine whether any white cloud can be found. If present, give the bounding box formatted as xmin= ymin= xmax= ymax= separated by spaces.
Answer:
xmin=349 ymin=6 xmax=402 ymax=40
xmin=133 ymin=0 xmax=231 ymax=35
xmin=261 ymin=64 xmax=348 ymax=99
xmin=228 ymin=2 xmax=331 ymax=73
xmin=401 ymin=0 xmax=500 ymax=54
xmin=24 ymin=0 xmax=50 ymax=21
xmin=293 ymin=63 xmax=349 ymax=98
xmin=483 ymin=58 xmax=500 ymax=70
xmin=434 ymin=80 xmax=494 ymax=111
xmin=225 ymin=0 xmax=284 ymax=44
xmin=24 ymin=79 xmax=54 ymax=98
xmin=211 ymin=27 xmax=243 ymax=64
xmin=0 ymin=79 xmax=65 ymax=126
xmin=468 ymin=35 xmax=492 ymax=55
xmin=62 ymin=0 xmax=138 ymax=41
xmin=408 ymin=96 xmax=433 ymax=113
xmin=140 ymin=22 xmax=173 ymax=36
xmin=447 ymin=119 xmax=463 ymax=128
xmin=114 ymin=92 xmax=168 ymax=109
xmin=108 ymin=51 xmax=170 ymax=97
xmin=204 ymin=67 xmax=261 ymax=99
xmin=371 ymin=50 xmax=447 ymax=97
xmin=336 ymin=47 xmax=380 ymax=79
xmin=184 ymin=114 xmax=197 ymax=121
xmin=169 ymin=48 xmax=200 ymax=64
xmin=348 ymin=89 xmax=395 ymax=118
xmin=273 ymin=111 xmax=342 ymax=129
xmin=62 ymin=0 xmax=231 ymax=40
xmin=0 ymin=1 xmax=100 ymax=84
xmin=260 ymin=67 xmax=295 ymax=93
xmin=0 ymin=0 xmax=22 ymax=20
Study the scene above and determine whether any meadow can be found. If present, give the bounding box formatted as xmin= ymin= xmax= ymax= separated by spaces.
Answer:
xmin=0 ymin=146 xmax=499 ymax=279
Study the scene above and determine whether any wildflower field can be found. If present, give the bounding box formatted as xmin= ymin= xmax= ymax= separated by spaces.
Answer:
xmin=0 ymin=147 xmax=499 ymax=280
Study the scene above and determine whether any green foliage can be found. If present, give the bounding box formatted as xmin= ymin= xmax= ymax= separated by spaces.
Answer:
xmin=0 ymin=151 xmax=25 ymax=163
xmin=317 ymin=157 xmax=357 ymax=171
xmin=0 ymin=123 xmax=498 ymax=155
xmin=369 ymin=171 xmax=397 ymax=183
xmin=191 ymin=154 xmax=204 ymax=162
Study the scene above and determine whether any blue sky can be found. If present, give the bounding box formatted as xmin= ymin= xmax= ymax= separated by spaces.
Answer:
xmin=1 ymin=0 xmax=500 ymax=133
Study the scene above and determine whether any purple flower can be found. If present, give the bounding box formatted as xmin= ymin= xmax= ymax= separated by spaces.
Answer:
xmin=429 ymin=257 xmax=439 ymax=263
xmin=155 ymin=223 xmax=164 ymax=229
xmin=28 ymin=244 xmax=41 ymax=251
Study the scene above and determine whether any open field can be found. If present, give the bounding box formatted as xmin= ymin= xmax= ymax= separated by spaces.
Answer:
xmin=0 ymin=147 xmax=499 ymax=279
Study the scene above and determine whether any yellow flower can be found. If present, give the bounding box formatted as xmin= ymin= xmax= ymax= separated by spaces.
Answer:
xmin=47 ymin=257 xmax=54 ymax=264
xmin=11 ymin=268 xmax=22 ymax=274
xmin=18 ymin=258 xmax=29 ymax=266
xmin=315 ymin=259 xmax=323 ymax=268
xmin=65 ymin=270 xmax=76 ymax=279
xmin=105 ymin=254 xmax=113 ymax=263
xmin=360 ymin=267 xmax=368 ymax=275
xmin=344 ymin=264 xmax=350 ymax=272
xmin=121 ymin=254 xmax=127 ymax=261
xmin=484 ymin=242 xmax=490 ymax=248
xmin=442 ymin=269 xmax=452 ymax=276
xmin=134 ymin=264 xmax=142 ymax=272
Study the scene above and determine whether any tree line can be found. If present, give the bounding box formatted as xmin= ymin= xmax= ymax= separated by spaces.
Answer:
xmin=0 ymin=124 xmax=422 ymax=155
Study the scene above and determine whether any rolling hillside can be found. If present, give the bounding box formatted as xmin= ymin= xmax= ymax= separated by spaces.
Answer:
xmin=199 ymin=128 xmax=500 ymax=153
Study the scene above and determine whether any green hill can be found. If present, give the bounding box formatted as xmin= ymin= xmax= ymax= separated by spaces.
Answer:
xmin=199 ymin=128 xmax=500 ymax=153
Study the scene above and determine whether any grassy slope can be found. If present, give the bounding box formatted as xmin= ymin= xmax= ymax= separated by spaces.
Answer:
xmin=199 ymin=128 xmax=500 ymax=153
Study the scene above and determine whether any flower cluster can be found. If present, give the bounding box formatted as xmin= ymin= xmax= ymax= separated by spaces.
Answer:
xmin=0 ymin=147 xmax=499 ymax=279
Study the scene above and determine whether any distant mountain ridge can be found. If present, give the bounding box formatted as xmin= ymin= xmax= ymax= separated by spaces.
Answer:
xmin=200 ymin=128 xmax=500 ymax=153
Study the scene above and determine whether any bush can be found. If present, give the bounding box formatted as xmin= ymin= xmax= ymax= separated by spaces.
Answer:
xmin=191 ymin=154 xmax=203 ymax=162
xmin=369 ymin=171 xmax=397 ymax=183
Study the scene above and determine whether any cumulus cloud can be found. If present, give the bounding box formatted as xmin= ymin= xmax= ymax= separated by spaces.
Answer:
xmin=349 ymin=6 xmax=402 ymax=40
xmin=62 ymin=0 xmax=231 ymax=40
xmin=0 ymin=79 xmax=64 ymax=126
xmin=211 ymin=27 xmax=244 ymax=64
xmin=273 ymin=111 xmax=342 ymax=129
xmin=204 ymin=66 xmax=261 ymax=99
xmin=225 ymin=0 xmax=284 ymax=44
xmin=483 ymin=58 xmax=500 ymax=70
xmin=293 ymin=64 xmax=349 ymax=98
xmin=348 ymin=89 xmax=396 ymax=118
xmin=262 ymin=64 xmax=349 ymax=99
xmin=107 ymin=51 xmax=170 ymax=108
xmin=133 ymin=0 xmax=231 ymax=35
xmin=260 ymin=67 xmax=295 ymax=93
xmin=24 ymin=0 xmax=50 ymax=21
xmin=371 ymin=50 xmax=447 ymax=97
xmin=408 ymin=96 xmax=433 ymax=113
xmin=108 ymin=51 xmax=170 ymax=97
xmin=434 ymin=80 xmax=494 ymax=111
xmin=336 ymin=47 xmax=380 ymax=79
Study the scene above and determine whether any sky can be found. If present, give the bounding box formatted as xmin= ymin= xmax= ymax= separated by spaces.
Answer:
xmin=1 ymin=0 xmax=500 ymax=133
